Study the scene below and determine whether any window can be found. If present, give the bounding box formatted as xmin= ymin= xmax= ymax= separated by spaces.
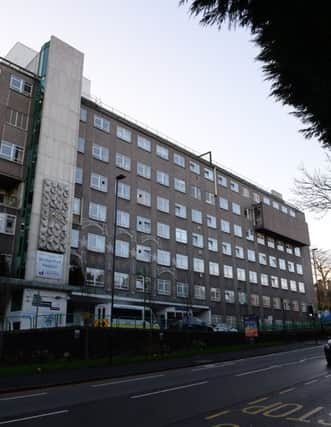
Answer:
xmin=283 ymin=299 xmax=291 ymax=311
xmin=174 ymin=153 xmax=185 ymax=167
xmin=10 ymin=75 xmax=32 ymax=96
xmin=157 ymin=279 xmax=171 ymax=295
xmin=206 ymin=214 xmax=216 ymax=228
xmin=261 ymin=273 xmax=268 ymax=286
xmin=86 ymin=268 xmax=104 ymax=287
xmin=89 ymin=202 xmax=107 ymax=222
xmin=204 ymin=168 xmax=214 ymax=181
xmin=117 ymin=210 xmax=130 ymax=228
xmin=263 ymin=296 xmax=271 ymax=308
xmin=177 ymin=282 xmax=188 ymax=298
xmin=205 ymin=192 xmax=215 ymax=205
xmin=176 ymin=254 xmax=188 ymax=270
xmin=222 ymin=241 xmax=232 ymax=256
xmin=253 ymin=193 xmax=261 ymax=203
xmin=116 ymin=153 xmax=131 ymax=171
xmin=194 ymin=285 xmax=206 ymax=300
xmin=224 ymin=265 xmax=233 ymax=279
xmin=290 ymin=280 xmax=297 ymax=292
xmin=77 ymin=137 xmax=85 ymax=153
xmin=87 ymin=233 xmax=105 ymax=253
xmin=239 ymin=292 xmax=247 ymax=305
xmin=137 ymin=216 xmax=151 ymax=233
xmin=70 ymin=228 xmax=79 ymax=248
xmin=251 ymin=294 xmax=260 ymax=306
xmin=235 ymin=246 xmax=244 ymax=259
xmin=279 ymin=258 xmax=286 ymax=270
xmin=75 ymin=167 xmax=83 ymax=184
xmin=94 ymin=114 xmax=110 ymax=133
xmin=225 ymin=290 xmax=235 ymax=303
xmin=281 ymin=278 xmax=288 ymax=290
xmin=116 ymin=126 xmax=131 ymax=142
xmin=136 ymin=162 xmax=151 ymax=179
xmin=157 ymin=249 xmax=171 ymax=266
xmin=289 ymin=209 xmax=296 ymax=217
xmin=221 ymin=219 xmax=230 ymax=233
xmin=0 ymin=141 xmax=23 ymax=163
xmin=247 ymin=249 xmax=256 ymax=262
xmin=272 ymin=200 xmax=279 ymax=210
xmin=267 ymin=238 xmax=275 ymax=248
xmin=301 ymin=302 xmax=307 ymax=312
xmin=156 ymin=170 xmax=169 ymax=186
xmin=249 ymin=271 xmax=258 ymax=284
xmin=219 ymin=197 xmax=229 ymax=210
xmin=269 ymin=256 xmax=277 ymax=268
xmin=242 ymin=187 xmax=250 ymax=198
xmin=174 ymin=178 xmax=186 ymax=193
xmin=218 ymin=175 xmax=227 ymax=187
xmin=90 ymin=173 xmax=107 ymax=192
xmin=115 ymin=240 xmax=130 ymax=258
xmin=189 ymin=161 xmax=200 ymax=174
xmin=92 ymin=144 xmax=109 ymax=162
xmin=298 ymin=282 xmax=305 ymax=293
xmin=271 ymin=276 xmax=279 ymax=288
xmin=191 ymin=185 xmax=201 ymax=200
xmin=232 ymin=202 xmax=241 ymax=215
xmin=263 ymin=196 xmax=270 ymax=205
xmin=230 ymin=181 xmax=239 ymax=192
xmin=176 ymin=228 xmax=188 ymax=243
xmin=277 ymin=241 xmax=284 ymax=251
xmin=136 ymin=245 xmax=151 ymax=262
xmin=247 ymin=228 xmax=254 ymax=239
xmin=175 ymin=203 xmax=187 ymax=218
xmin=156 ymin=144 xmax=169 ymax=160
xmin=193 ymin=258 xmax=204 ymax=273
xmin=80 ymin=107 xmax=87 ymax=122
xmin=8 ymin=109 xmax=28 ymax=130
xmin=210 ymin=287 xmax=221 ymax=301
xmin=118 ymin=182 xmax=130 ymax=200
xmin=208 ymin=238 xmax=218 ymax=252
xmin=288 ymin=261 xmax=295 ymax=273
xmin=114 ymin=272 xmax=129 ymax=290
xmin=286 ymin=244 xmax=293 ymax=255
xmin=157 ymin=222 xmax=170 ymax=239
xmin=233 ymin=224 xmax=242 ymax=237
xmin=72 ymin=198 xmax=81 ymax=215
xmin=137 ymin=189 xmax=151 ymax=207
xmin=259 ymin=253 xmax=267 ymax=265
xmin=292 ymin=300 xmax=299 ymax=311
xmin=256 ymin=233 xmax=265 ymax=245
xmin=192 ymin=209 xmax=202 ymax=224
xmin=273 ymin=297 xmax=281 ymax=310
xmin=157 ymin=196 xmax=169 ymax=213
xmin=294 ymin=247 xmax=301 ymax=257
xmin=137 ymin=135 xmax=151 ymax=152
xmin=209 ymin=262 xmax=220 ymax=276
xmin=296 ymin=264 xmax=303 ymax=275
xmin=237 ymin=268 xmax=246 ymax=281
xmin=136 ymin=276 xmax=150 ymax=291
xmin=192 ymin=233 xmax=204 ymax=248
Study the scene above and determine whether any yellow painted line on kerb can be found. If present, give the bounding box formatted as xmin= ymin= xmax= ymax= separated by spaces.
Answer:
xmin=205 ymin=410 xmax=230 ymax=420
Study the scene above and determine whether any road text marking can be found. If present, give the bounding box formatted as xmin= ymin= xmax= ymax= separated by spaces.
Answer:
xmin=0 ymin=392 xmax=48 ymax=401
xmin=205 ymin=410 xmax=230 ymax=420
xmin=130 ymin=381 xmax=208 ymax=399
xmin=279 ymin=388 xmax=296 ymax=395
xmin=91 ymin=374 xmax=164 ymax=388
xmin=0 ymin=410 xmax=69 ymax=425
xmin=248 ymin=397 xmax=269 ymax=405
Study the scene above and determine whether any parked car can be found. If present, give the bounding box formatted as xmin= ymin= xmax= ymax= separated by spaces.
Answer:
xmin=324 ymin=339 xmax=331 ymax=364
xmin=169 ymin=317 xmax=213 ymax=332
xmin=213 ymin=323 xmax=238 ymax=332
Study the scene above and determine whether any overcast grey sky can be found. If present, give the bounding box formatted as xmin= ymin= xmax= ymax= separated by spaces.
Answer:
xmin=2 ymin=0 xmax=330 ymax=249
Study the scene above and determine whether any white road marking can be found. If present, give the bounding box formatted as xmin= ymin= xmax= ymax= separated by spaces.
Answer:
xmin=325 ymin=374 xmax=331 ymax=378
xmin=279 ymin=387 xmax=296 ymax=394
xmin=234 ymin=345 xmax=322 ymax=364
xmin=248 ymin=397 xmax=269 ymax=405
xmin=304 ymin=379 xmax=319 ymax=385
xmin=192 ymin=361 xmax=235 ymax=371
xmin=0 ymin=392 xmax=48 ymax=401
xmin=91 ymin=374 xmax=164 ymax=388
xmin=130 ymin=381 xmax=208 ymax=399
xmin=236 ymin=365 xmax=280 ymax=377
xmin=0 ymin=410 xmax=69 ymax=425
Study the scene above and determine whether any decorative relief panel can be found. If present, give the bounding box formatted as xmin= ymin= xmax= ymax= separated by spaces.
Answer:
xmin=39 ymin=179 xmax=70 ymax=253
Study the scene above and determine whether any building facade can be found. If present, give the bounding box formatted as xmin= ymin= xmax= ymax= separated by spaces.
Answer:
xmin=0 ymin=36 xmax=315 ymax=330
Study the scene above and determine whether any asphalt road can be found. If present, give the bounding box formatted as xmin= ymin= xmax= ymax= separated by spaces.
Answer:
xmin=0 ymin=344 xmax=329 ymax=426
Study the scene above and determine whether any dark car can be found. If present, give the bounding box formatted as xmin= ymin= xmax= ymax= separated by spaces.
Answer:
xmin=324 ymin=339 xmax=331 ymax=364
xmin=168 ymin=317 xmax=213 ymax=332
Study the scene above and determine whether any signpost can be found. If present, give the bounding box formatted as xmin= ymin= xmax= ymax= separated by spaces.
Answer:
xmin=244 ymin=315 xmax=259 ymax=340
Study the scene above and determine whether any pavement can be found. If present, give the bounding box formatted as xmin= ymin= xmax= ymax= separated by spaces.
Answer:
xmin=0 ymin=340 xmax=320 ymax=394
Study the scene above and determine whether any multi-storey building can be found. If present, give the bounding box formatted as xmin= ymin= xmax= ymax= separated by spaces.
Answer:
xmin=0 ymin=36 xmax=315 ymax=330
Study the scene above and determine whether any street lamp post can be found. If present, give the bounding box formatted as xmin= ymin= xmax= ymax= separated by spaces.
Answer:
xmin=109 ymin=174 xmax=126 ymax=362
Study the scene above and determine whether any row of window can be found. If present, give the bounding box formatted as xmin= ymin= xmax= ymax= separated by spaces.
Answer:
xmin=80 ymin=107 xmax=296 ymax=218
xmin=86 ymin=269 xmax=306 ymax=311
